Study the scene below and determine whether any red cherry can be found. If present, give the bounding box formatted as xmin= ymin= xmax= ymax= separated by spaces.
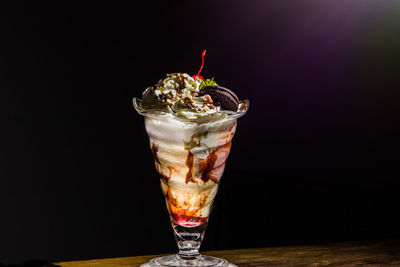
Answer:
xmin=193 ymin=50 xmax=207 ymax=80
xmin=192 ymin=74 xmax=205 ymax=81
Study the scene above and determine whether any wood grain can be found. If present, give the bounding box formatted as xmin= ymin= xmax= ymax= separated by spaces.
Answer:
xmin=56 ymin=239 xmax=400 ymax=267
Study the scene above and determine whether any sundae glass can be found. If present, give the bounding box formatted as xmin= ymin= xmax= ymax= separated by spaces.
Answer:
xmin=134 ymin=52 xmax=248 ymax=267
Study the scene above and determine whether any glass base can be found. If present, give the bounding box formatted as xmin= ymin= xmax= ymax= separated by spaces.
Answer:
xmin=140 ymin=254 xmax=237 ymax=267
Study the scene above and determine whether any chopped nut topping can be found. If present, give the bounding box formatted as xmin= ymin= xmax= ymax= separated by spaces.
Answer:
xmin=239 ymin=99 xmax=249 ymax=111
xmin=183 ymin=97 xmax=195 ymax=108
xmin=204 ymin=94 xmax=214 ymax=104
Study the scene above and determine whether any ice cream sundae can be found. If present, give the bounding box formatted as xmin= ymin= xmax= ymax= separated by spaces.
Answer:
xmin=134 ymin=50 xmax=248 ymax=267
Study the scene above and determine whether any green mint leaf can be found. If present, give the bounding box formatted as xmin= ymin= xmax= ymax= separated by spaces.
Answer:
xmin=200 ymin=78 xmax=218 ymax=89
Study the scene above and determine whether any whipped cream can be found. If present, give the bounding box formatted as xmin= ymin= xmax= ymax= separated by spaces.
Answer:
xmin=142 ymin=73 xmax=220 ymax=119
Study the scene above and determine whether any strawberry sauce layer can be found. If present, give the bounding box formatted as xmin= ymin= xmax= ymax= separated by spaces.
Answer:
xmin=171 ymin=212 xmax=208 ymax=227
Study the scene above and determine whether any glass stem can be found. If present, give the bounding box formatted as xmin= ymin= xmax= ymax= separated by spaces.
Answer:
xmin=171 ymin=218 xmax=208 ymax=260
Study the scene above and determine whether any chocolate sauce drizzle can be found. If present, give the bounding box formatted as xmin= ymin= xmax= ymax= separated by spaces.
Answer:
xmin=185 ymin=151 xmax=196 ymax=184
xmin=160 ymin=174 xmax=170 ymax=182
xmin=166 ymin=188 xmax=178 ymax=207
xmin=200 ymin=150 xmax=219 ymax=183
xmin=202 ymin=142 xmax=231 ymax=183
xmin=151 ymin=143 xmax=160 ymax=164
xmin=184 ymin=141 xmax=232 ymax=184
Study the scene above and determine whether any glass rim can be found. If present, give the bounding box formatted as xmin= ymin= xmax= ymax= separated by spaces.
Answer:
xmin=133 ymin=97 xmax=249 ymax=123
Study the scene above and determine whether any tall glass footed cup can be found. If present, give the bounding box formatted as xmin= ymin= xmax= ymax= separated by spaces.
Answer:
xmin=134 ymin=98 xmax=249 ymax=267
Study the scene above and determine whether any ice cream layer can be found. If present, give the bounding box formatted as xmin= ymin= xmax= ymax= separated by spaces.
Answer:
xmin=145 ymin=113 xmax=237 ymax=226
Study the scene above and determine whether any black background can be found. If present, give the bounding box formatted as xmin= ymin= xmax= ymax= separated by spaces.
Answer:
xmin=1 ymin=0 xmax=400 ymax=264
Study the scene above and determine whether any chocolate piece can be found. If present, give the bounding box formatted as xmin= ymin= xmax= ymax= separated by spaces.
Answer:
xmin=200 ymin=86 xmax=239 ymax=111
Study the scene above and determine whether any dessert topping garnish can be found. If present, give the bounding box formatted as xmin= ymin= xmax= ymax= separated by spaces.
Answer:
xmin=192 ymin=50 xmax=207 ymax=81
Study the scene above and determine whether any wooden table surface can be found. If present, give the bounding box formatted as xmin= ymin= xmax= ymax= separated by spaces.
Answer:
xmin=57 ymin=239 xmax=400 ymax=267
